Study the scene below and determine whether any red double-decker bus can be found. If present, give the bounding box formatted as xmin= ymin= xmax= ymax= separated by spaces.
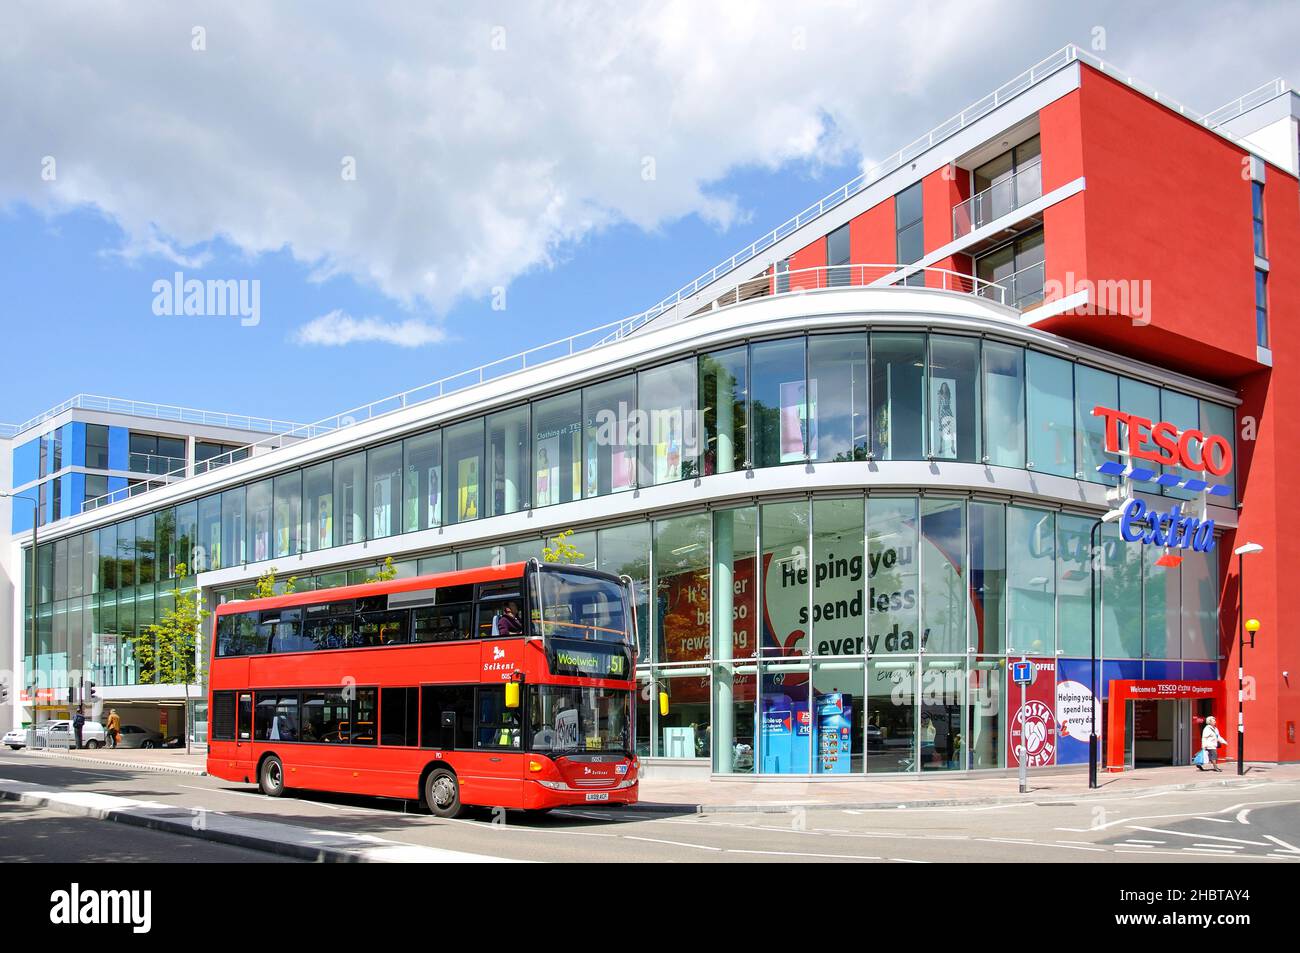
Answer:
xmin=206 ymin=561 xmax=638 ymax=816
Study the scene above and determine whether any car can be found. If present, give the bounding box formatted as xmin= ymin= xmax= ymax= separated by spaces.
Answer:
xmin=42 ymin=720 xmax=109 ymax=748
xmin=5 ymin=719 xmax=63 ymax=748
xmin=115 ymin=725 xmax=164 ymax=749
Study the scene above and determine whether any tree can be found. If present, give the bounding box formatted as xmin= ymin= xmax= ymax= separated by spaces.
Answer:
xmin=129 ymin=564 xmax=207 ymax=755
xmin=367 ymin=556 xmax=399 ymax=582
xmin=252 ymin=565 xmax=297 ymax=599
xmin=543 ymin=529 xmax=586 ymax=564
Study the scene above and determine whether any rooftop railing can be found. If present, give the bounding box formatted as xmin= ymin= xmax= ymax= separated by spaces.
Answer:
xmin=80 ymin=264 xmax=1006 ymax=514
xmin=0 ymin=394 xmax=309 ymax=442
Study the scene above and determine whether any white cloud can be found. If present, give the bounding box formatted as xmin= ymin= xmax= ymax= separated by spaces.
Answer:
xmin=2 ymin=1 xmax=1296 ymax=320
xmin=294 ymin=310 xmax=448 ymax=348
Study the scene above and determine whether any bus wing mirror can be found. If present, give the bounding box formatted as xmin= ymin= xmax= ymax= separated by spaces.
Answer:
xmin=504 ymin=681 xmax=520 ymax=709
xmin=658 ymin=692 xmax=669 ymax=717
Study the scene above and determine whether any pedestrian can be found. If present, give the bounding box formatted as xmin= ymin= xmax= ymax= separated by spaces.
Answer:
xmin=72 ymin=705 xmax=86 ymax=750
xmin=107 ymin=708 xmax=121 ymax=750
xmin=1198 ymin=715 xmax=1227 ymax=772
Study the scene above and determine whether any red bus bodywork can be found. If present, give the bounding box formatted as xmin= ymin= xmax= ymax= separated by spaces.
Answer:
xmin=206 ymin=562 xmax=639 ymax=812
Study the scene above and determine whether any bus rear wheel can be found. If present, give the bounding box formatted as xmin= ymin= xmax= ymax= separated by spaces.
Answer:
xmin=259 ymin=755 xmax=286 ymax=797
xmin=424 ymin=768 xmax=462 ymax=818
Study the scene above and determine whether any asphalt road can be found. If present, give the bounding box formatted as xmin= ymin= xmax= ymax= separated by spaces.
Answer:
xmin=2 ymin=750 xmax=1298 ymax=863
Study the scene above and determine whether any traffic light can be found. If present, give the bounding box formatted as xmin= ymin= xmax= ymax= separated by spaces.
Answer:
xmin=87 ymin=681 xmax=99 ymax=702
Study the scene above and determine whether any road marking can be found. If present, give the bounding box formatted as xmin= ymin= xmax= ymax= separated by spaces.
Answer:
xmin=1236 ymin=809 xmax=1252 ymax=825
xmin=624 ymin=836 xmax=722 ymax=851
xmin=728 ymin=849 xmax=882 ymax=860
xmin=1264 ymin=834 xmax=1300 ymax=854
xmin=1127 ymin=825 xmax=1270 ymax=847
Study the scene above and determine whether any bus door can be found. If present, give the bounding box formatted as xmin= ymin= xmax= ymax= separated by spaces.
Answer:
xmin=237 ymin=692 xmax=253 ymax=762
xmin=469 ymin=682 xmax=525 ymax=805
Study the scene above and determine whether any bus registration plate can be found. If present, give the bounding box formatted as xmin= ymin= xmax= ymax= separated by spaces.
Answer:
xmin=585 ymin=792 xmax=610 ymax=802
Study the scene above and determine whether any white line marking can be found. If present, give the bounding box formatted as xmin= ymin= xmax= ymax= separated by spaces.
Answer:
xmin=728 ymin=849 xmax=882 ymax=860
xmin=624 ymin=835 xmax=722 ymax=851
xmin=1127 ymin=826 xmax=1270 ymax=847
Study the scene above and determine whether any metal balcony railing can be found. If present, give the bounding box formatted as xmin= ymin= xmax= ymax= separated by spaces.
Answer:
xmin=953 ymin=159 xmax=1043 ymax=239
xmin=79 ymin=264 xmax=1009 ymax=514
xmin=978 ymin=260 xmax=1046 ymax=311
xmin=128 ymin=452 xmax=188 ymax=476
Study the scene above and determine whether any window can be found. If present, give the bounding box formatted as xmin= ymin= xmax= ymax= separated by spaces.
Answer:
xmin=476 ymin=584 xmax=525 ymax=639
xmin=411 ymin=585 xmax=474 ymax=642
xmin=750 ymin=337 xmax=807 ymax=467
xmin=977 ymin=227 xmax=1044 ymax=308
xmin=827 ymin=223 xmax=850 ymax=286
xmin=420 ymin=685 xmax=475 ymax=749
xmin=219 ymin=487 xmax=244 ymax=567
xmin=970 ymin=135 xmax=1042 ymax=230
xmin=808 ymin=334 xmax=867 ymax=462
xmin=381 ymin=687 xmax=420 ymax=746
xmin=1006 ymin=507 xmax=1054 ymax=656
xmin=443 ymin=419 xmax=484 ymax=525
xmin=652 ymin=513 xmax=710 ymax=663
xmin=1026 ymin=350 xmax=1074 ymax=476
xmin=486 ymin=406 xmax=530 ymax=517
xmin=85 ymin=425 xmax=110 ymax=470
xmin=1074 ymin=365 xmax=1118 ymax=483
xmin=367 ymin=441 xmax=402 ymax=539
xmin=356 ymin=608 xmax=408 ymax=647
xmin=351 ymin=688 xmax=377 ymax=745
xmin=272 ymin=472 xmax=301 ymax=558
xmin=302 ymin=460 xmax=333 ymax=553
xmin=982 ymin=340 xmax=1024 ymax=467
xmin=1200 ymin=401 xmax=1236 ymax=505
xmin=761 ymin=501 xmax=808 ymax=658
xmin=699 ymin=347 xmax=748 ymax=475
xmin=583 ymin=375 xmax=636 ymax=497
xmin=870 ymin=332 xmax=925 ymax=460
xmin=1256 ymin=269 xmax=1268 ymax=348
xmin=920 ymin=498 xmax=966 ymax=653
xmin=867 ymin=658 xmax=916 ymax=771
xmin=532 ymin=393 xmax=582 ymax=507
xmin=476 ymin=686 xmax=521 ymax=749
xmin=212 ymin=691 xmax=236 ymax=741
xmin=1056 ymin=514 xmax=1093 ymax=657
xmin=301 ymin=689 xmax=349 ymax=742
xmin=895 ymin=183 xmax=924 ymax=286
xmin=402 ymin=431 xmax=442 ymax=532
xmin=333 ymin=452 xmax=366 ymax=546
xmin=811 ymin=498 xmax=864 ymax=656
xmin=928 ymin=335 xmax=980 ymax=462
xmin=266 ymin=608 xmax=313 ymax=653
xmin=637 ymin=358 xmax=698 ymax=486
xmin=254 ymin=692 xmax=299 ymax=741
xmin=245 ymin=479 xmax=272 ymax=562
xmin=1252 ymin=181 xmax=1266 ymax=259
xmin=968 ymin=502 xmax=1005 ymax=655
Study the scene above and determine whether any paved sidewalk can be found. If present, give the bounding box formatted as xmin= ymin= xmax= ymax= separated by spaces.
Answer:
xmin=13 ymin=746 xmax=1297 ymax=812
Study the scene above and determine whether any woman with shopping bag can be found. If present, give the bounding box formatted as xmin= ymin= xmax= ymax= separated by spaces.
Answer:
xmin=1195 ymin=715 xmax=1227 ymax=772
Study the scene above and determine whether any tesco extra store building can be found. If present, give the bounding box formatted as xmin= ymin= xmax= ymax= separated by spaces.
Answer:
xmin=36 ymin=277 xmax=1237 ymax=779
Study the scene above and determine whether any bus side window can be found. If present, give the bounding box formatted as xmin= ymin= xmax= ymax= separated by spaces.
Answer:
xmin=475 ymin=686 xmax=521 ymax=749
xmin=421 ymin=685 xmax=474 ymax=749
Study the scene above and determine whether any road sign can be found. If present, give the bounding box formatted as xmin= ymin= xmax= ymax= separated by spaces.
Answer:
xmin=1012 ymin=659 xmax=1033 ymax=685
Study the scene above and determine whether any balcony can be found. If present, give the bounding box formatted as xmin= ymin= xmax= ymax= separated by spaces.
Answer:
xmin=953 ymin=160 xmax=1043 ymax=240
xmin=978 ymin=260 xmax=1045 ymax=311
xmin=128 ymin=452 xmax=188 ymax=477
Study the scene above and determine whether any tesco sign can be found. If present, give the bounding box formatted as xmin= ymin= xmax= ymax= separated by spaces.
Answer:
xmin=1092 ymin=405 xmax=1233 ymax=476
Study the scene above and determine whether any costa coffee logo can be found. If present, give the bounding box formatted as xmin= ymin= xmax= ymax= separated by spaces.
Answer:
xmin=1091 ymin=405 xmax=1233 ymax=498
xmin=1011 ymin=699 xmax=1057 ymax=768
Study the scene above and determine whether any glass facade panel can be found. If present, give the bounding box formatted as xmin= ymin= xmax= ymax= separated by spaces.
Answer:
xmin=928 ymin=335 xmax=980 ymax=462
xmin=653 ymin=513 xmax=710 ymax=664
xmin=1200 ymin=401 xmax=1236 ymax=506
xmin=759 ymin=660 xmax=809 ymax=773
xmin=813 ymin=660 xmax=863 ymax=773
xmin=1102 ymin=523 xmax=1143 ymax=659
xmin=921 ymin=659 xmax=963 ymax=771
xmin=1056 ymin=514 xmax=1094 ymax=657
xmin=1180 ymin=546 xmax=1218 ymax=661
xmin=760 ymin=500 xmax=809 ymax=657
xmin=272 ymin=472 xmax=301 ymax=559
xmin=968 ymin=502 xmax=1005 ymax=655
xmin=699 ymin=347 xmax=747 ymax=475
xmin=867 ymin=658 xmax=916 ymax=772
xmin=713 ymin=506 xmax=758 ymax=661
xmin=810 ymin=498 xmax=864 ymax=657
xmin=713 ymin=662 xmax=757 ymax=773
xmin=1006 ymin=506 xmax=1054 ymax=656
xmin=583 ymin=375 xmax=636 ymax=497
xmin=1026 ymin=350 xmax=1074 ymax=477
xmin=866 ymin=497 xmax=919 ymax=654
xmin=808 ymin=334 xmax=868 ymax=462
xmin=968 ymin=659 xmax=1004 ymax=768
xmin=870 ymin=333 xmax=925 ymax=460
xmin=637 ymin=358 xmax=698 ymax=486
xmin=659 ymin=668 xmax=710 ymax=759
xmin=532 ymin=393 xmax=581 ymax=508
xmin=1074 ymin=364 xmax=1119 ymax=483
xmin=366 ymin=441 xmax=402 ymax=539
xmin=443 ymin=420 xmax=484 ymax=526
xmin=1144 ymin=542 xmax=1181 ymax=660
xmin=302 ymin=461 xmax=333 ymax=553
xmin=402 ymin=431 xmax=442 ymax=533
xmin=597 ymin=522 xmax=651 ymax=660
xmin=246 ymin=479 xmax=273 ymax=563
xmin=750 ymin=338 xmax=807 ymax=468
xmin=221 ymin=486 xmax=246 ymax=567
xmin=175 ymin=501 xmax=196 ymax=576
xmin=1160 ymin=390 xmax=1200 ymax=502
xmin=332 ymin=451 xmax=366 ymax=546
xmin=920 ymin=498 xmax=965 ymax=653
xmin=486 ymin=406 xmax=530 ymax=517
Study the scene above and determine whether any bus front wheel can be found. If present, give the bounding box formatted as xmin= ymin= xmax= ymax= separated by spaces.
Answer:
xmin=259 ymin=755 xmax=286 ymax=797
xmin=424 ymin=768 xmax=462 ymax=818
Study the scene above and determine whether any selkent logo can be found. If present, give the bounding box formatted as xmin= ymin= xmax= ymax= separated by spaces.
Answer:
xmin=1091 ymin=405 xmax=1232 ymax=497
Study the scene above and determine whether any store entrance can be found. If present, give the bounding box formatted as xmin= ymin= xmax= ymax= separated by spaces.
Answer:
xmin=1123 ymin=699 xmax=1216 ymax=768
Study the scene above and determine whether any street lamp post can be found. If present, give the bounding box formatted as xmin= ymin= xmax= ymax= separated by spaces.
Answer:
xmin=1 ymin=492 xmax=39 ymax=747
xmin=1233 ymin=542 xmax=1263 ymax=776
xmin=1089 ymin=507 xmax=1125 ymax=790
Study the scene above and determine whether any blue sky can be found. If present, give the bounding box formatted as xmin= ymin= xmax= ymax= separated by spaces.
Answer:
xmin=2 ymin=2 xmax=1297 ymax=427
